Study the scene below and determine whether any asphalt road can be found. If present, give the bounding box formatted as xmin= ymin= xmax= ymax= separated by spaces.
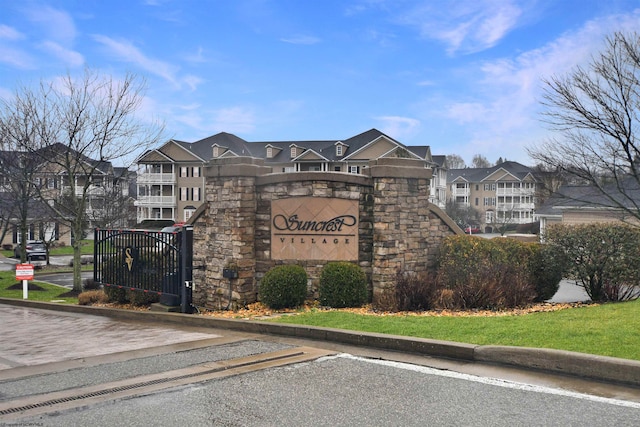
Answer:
xmin=1 ymin=305 xmax=639 ymax=426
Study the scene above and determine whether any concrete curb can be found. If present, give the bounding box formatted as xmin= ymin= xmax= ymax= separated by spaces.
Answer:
xmin=2 ymin=298 xmax=640 ymax=387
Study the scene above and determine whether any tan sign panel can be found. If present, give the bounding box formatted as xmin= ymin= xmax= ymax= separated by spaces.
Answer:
xmin=271 ymin=197 xmax=359 ymax=260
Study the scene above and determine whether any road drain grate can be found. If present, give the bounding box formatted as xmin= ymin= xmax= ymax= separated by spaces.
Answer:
xmin=0 ymin=350 xmax=304 ymax=417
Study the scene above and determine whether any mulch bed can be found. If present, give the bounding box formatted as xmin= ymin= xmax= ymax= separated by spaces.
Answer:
xmin=7 ymin=282 xmax=45 ymax=291
xmin=92 ymin=300 xmax=594 ymax=320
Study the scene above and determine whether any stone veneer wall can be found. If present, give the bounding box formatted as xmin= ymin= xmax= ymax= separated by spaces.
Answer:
xmin=191 ymin=156 xmax=461 ymax=311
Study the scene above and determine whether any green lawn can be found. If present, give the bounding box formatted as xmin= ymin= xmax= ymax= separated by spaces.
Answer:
xmin=1 ymin=240 xmax=94 ymax=258
xmin=0 ymin=271 xmax=78 ymax=304
xmin=271 ymin=300 xmax=640 ymax=361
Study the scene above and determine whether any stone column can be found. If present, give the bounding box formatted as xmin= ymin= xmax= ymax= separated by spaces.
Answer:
xmin=193 ymin=157 xmax=269 ymax=309
xmin=369 ymin=158 xmax=432 ymax=310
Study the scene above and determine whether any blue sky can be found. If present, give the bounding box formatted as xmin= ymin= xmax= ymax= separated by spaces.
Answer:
xmin=1 ymin=1 xmax=640 ymax=166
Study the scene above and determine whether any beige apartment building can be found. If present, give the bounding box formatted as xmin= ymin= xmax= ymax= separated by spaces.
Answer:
xmin=447 ymin=161 xmax=538 ymax=231
xmin=135 ymin=129 xmax=447 ymax=224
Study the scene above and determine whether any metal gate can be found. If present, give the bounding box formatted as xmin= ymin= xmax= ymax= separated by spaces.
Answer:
xmin=93 ymin=226 xmax=193 ymax=313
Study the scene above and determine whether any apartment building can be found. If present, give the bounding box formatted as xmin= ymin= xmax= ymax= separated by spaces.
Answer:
xmin=0 ymin=145 xmax=134 ymax=247
xmin=135 ymin=129 xmax=447 ymax=224
xmin=447 ymin=161 xmax=537 ymax=231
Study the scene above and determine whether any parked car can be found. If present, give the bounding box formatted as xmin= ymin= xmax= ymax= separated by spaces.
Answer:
xmin=464 ymin=225 xmax=482 ymax=234
xmin=14 ymin=240 xmax=48 ymax=266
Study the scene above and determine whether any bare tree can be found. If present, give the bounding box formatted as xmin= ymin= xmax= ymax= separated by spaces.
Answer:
xmin=444 ymin=199 xmax=480 ymax=229
xmin=471 ymin=154 xmax=491 ymax=168
xmin=445 ymin=154 xmax=466 ymax=169
xmin=528 ymin=31 xmax=640 ymax=224
xmin=0 ymin=128 xmax=45 ymax=261
xmin=0 ymin=69 xmax=164 ymax=292
xmin=87 ymin=173 xmax=137 ymax=229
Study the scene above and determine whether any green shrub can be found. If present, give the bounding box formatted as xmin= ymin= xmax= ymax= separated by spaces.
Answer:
xmin=104 ymin=285 xmax=127 ymax=304
xmin=259 ymin=265 xmax=308 ymax=309
xmin=127 ymin=289 xmax=160 ymax=306
xmin=435 ymin=235 xmax=536 ymax=309
xmin=546 ymin=223 xmax=640 ymax=302
xmin=529 ymin=243 xmax=564 ymax=302
xmin=319 ymin=262 xmax=368 ymax=308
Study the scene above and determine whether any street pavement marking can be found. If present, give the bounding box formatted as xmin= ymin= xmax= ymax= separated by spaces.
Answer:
xmin=320 ymin=353 xmax=640 ymax=410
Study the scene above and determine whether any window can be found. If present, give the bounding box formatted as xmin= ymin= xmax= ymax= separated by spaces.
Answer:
xmin=213 ymin=146 xmax=220 ymax=158
xmin=486 ymin=211 xmax=494 ymax=223
xmin=484 ymin=183 xmax=496 ymax=191
xmin=475 ymin=198 xmax=479 ymax=206
xmin=192 ymin=167 xmax=200 ymax=178
xmin=349 ymin=166 xmax=360 ymax=174
xmin=290 ymin=146 xmax=297 ymax=158
xmin=180 ymin=167 xmax=188 ymax=177
xmin=192 ymin=187 xmax=200 ymax=201
xmin=336 ymin=145 xmax=343 ymax=156
xmin=180 ymin=187 xmax=188 ymax=201
xmin=184 ymin=208 xmax=196 ymax=221
xmin=266 ymin=147 xmax=273 ymax=158
xmin=47 ymin=178 xmax=56 ymax=189
xmin=334 ymin=166 xmax=341 ymax=172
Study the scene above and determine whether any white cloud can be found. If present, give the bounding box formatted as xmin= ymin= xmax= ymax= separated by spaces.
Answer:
xmin=395 ymin=0 xmax=522 ymax=55
xmin=92 ymin=34 xmax=200 ymax=90
xmin=171 ymin=105 xmax=256 ymax=137
xmin=280 ymin=35 xmax=321 ymax=45
xmin=426 ymin=10 xmax=640 ymax=164
xmin=375 ymin=116 xmax=420 ymax=139
xmin=212 ymin=106 xmax=256 ymax=133
xmin=0 ymin=46 xmax=34 ymax=69
xmin=0 ymin=24 xmax=24 ymax=40
xmin=24 ymin=5 xmax=76 ymax=45
xmin=39 ymin=41 xmax=84 ymax=67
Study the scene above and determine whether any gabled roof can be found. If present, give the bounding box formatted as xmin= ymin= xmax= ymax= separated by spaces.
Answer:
xmin=294 ymin=148 xmax=329 ymax=162
xmin=140 ymin=128 xmax=434 ymax=166
xmin=447 ymin=161 xmax=535 ymax=183
xmin=136 ymin=148 xmax=174 ymax=163
xmin=34 ymin=143 xmax=113 ymax=175
xmin=191 ymin=132 xmax=254 ymax=158
xmin=539 ymin=178 xmax=640 ymax=213
xmin=431 ymin=155 xmax=447 ymax=168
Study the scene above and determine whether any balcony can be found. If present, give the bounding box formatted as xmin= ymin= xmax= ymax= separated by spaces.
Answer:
xmin=74 ymin=185 xmax=106 ymax=197
xmin=134 ymin=195 xmax=176 ymax=207
xmin=496 ymin=188 xmax=535 ymax=196
xmin=452 ymin=188 xmax=470 ymax=196
xmin=137 ymin=173 xmax=176 ymax=185
xmin=497 ymin=203 xmax=535 ymax=211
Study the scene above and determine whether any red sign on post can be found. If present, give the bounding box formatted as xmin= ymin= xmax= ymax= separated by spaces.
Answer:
xmin=16 ymin=264 xmax=35 ymax=281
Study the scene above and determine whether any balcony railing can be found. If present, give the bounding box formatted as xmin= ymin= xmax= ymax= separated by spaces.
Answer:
xmin=134 ymin=195 xmax=176 ymax=207
xmin=137 ymin=173 xmax=176 ymax=185
xmin=74 ymin=185 xmax=106 ymax=197
xmin=452 ymin=188 xmax=469 ymax=196
xmin=496 ymin=188 xmax=535 ymax=196
xmin=497 ymin=203 xmax=535 ymax=211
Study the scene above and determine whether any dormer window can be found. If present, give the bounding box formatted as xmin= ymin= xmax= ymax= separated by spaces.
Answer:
xmin=213 ymin=146 xmax=219 ymax=158
xmin=266 ymin=147 xmax=273 ymax=158
xmin=336 ymin=145 xmax=343 ymax=156
xmin=290 ymin=146 xmax=297 ymax=158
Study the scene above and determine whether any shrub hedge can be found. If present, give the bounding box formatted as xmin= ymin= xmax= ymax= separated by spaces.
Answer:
xmin=259 ymin=264 xmax=308 ymax=309
xmin=319 ymin=262 xmax=368 ymax=308
xmin=389 ymin=235 xmax=563 ymax=311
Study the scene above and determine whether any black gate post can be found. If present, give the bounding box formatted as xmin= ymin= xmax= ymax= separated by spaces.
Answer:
xmin=180 ymin=225 xmax=194 ymax=313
